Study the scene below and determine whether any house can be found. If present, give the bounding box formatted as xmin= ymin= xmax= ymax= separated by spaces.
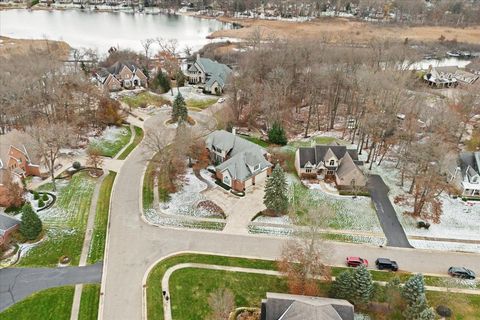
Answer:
xmin=205 ymin=130 xmax=272 ymax=192
xmin=6 ymin=145 xmax=41 ymax=178
xmin=260 ymin=292 xmax=354 ymax=320
xmin=449 ymin=151 xmax=480 ymax=196
xmin=187 ymin=54 xmax=232 ymax=95
xmin=0 ymin=212 xmax=21 ymax=248
xmin=423 ymin=66 xmax=478 ymax=88
xmin=295 ymin=144 xmax=366 ymax=188
xmin=95 ymin=61 xmax=148 ymax=91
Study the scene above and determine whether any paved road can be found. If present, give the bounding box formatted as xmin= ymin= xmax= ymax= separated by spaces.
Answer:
xmin=367 ymin=174 xmax=412 ymax=248
xmin=100 ymin=110 xmax=480 ymax=320
xmin=0 ymin=263 xmax=102 ymax=312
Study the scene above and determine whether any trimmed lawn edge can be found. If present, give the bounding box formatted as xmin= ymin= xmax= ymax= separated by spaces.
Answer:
xmin=117 ymin=126 xmax=144 ymax=160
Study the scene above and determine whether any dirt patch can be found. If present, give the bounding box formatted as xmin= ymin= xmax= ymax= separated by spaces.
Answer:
xmin=0 ymin=36 xmax=70 ymax=59
xmin=211 ymin=17 xmax=480 ymax=45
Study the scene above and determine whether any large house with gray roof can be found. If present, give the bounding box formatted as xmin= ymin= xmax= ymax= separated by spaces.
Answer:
xmin=295 ymin=144 xmax=366 ymax=188
xmin=187 ymin=54 xmax=232 ymax=95
xmin=95 ymin=61 xmax=148 ymax=91
xmin=205 ymin=130 xmax=272 ymax=192
xmin=260 ymin=292 xmax=354 ymax=320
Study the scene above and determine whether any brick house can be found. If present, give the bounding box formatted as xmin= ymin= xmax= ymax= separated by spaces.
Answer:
xmin=6 ymin=145 xmax=41 ymax=178
xmin=205 ymin=130 xmax=272 ymax=192
xmin=95 ymin=61 xmax=148 ymax=91
xmin=0 ymin=212 xmax=21 ymax=248
xmin=295 ymin=144 xmax=366 ymax=189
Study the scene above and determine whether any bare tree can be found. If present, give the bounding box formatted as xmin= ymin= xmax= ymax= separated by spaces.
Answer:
xmin=141 ymin=38 xmax=155 ymax=70
xmin=86 ymin=146 xmax=104 ymax=169
xmin=208 ymin=288 xmax=235 ymax=320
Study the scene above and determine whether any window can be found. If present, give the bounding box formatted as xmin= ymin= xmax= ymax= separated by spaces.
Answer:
xmin=329 ymin=159 xmax=335 ymax=166
xmin=223 ymin=175 xmax=231 ymax=186
xmin=306 ymin=168 xmax=312 ymax=173
xmin=254 ymin=164 xmax=260 ymax=171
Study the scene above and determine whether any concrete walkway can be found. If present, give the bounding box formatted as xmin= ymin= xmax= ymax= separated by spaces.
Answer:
xmin=0 ymin=263 xmax=102 ymax=312
xmin=159 ymin=262 xmax=480 ymax=320
xmin=367 ymin=175 xmax=412 ymax=248
xmin=70 ymin=173 xmax=107 ymax=320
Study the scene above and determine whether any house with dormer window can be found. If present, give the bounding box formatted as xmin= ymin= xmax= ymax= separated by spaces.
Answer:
xmin=95 ymin=61 xmax=148 ymax=91
xmin=205 ymin=130 xmax=272 ymax=192
xmin=187 ymin=54 xmax=232 ymax=95
xmin=449 ymin=151 xmax=480 ymax=196
xmin=295 ymin=144 xmax=366 ymax=188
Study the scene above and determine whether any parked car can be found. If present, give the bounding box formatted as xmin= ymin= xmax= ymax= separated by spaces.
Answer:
xmin=375 ymin=258 xmax=398 ymax=271
xmin=448 ymin=267 xmax=476 ymax=279
xmin=346 ymin=256 xmax=369 ymax=267
xmin=218 ymin=97 xmax=225 ymax=103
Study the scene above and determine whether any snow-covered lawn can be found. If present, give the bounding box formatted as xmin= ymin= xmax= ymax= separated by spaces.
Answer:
xmin=89 ymin=125 xmax=132 ymax=158
xmin=253 ymin=174 xmax=381 ymax=233
xmin=369 ymin=159 xmax=480 ymax=242
xmin=148 ymin=169 xmax=224 ymax=220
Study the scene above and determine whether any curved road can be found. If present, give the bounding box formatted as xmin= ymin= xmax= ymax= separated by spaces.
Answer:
xmin=100 ymin=109 xmax=480 ymax=320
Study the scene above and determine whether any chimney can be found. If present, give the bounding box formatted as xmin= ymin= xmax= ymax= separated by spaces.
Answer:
xmin=232 ymin=127 xmax=236 ymax=135
xmin=196 ymin=53 xmax=200 ymax=61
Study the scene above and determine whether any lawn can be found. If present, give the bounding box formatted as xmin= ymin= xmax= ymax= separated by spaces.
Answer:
xmin=89 ymin=126 xmax=132 ymax=158
xmin=0 ymin=286 xmax=74 ymax=320
xmin=287 ymin=136 xmax=340 ymax=148
xmin=78 ymin=284 xmax=100 ymax=320
xmin=121 ymin=92 xmax=171 ymax=109
xmin=185 ymin=98 xmax=218 ymax=110
xmin=17 ymin=172 xmax=96 ymax=267
xmin=240 ymin=134 xmax=270 ymax=148
xmin=170 ymin=268 xmax=287 ymax=320
xmin=87 ymin=171 xmax=116 ymax=264
xmin=117 ymin=126 xmax=144 ymax=160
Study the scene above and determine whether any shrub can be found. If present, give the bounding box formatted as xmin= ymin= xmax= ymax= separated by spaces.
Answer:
xmin=215 ymin=180 xmax=231 ymax=190
xmin=19 ymin=204 xmax=43 ymax=241
xmin=38 ymin=199 xmax=45 ymax=208
xmin=268 ymin=122 xmax=288 ymax=145
xmin=5 ymin=206 xmax=22 ymax=214
xmin=33 ymin=191 xmax=40 ymax=200
xmin=72 ymin=161 xmax=82 ymax=170
xmin=436 ymin=305 xmax=452 ymax=317
xmin=42 ymin=193 xmax=49 ymax=201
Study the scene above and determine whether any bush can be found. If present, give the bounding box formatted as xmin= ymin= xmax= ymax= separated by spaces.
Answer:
xmin=215 ymin=180 xmax=231 ymax=190
xmin=436 ymin=305 xmax=452 ymax=317
xmin=5 ymin=206 xmax=22 ymax=214
xmin=416 ymin=221 xmax=431 ymax=229
xmin=33 ymin=192 xmax=40 ymax=200
xmin=38 ymin=199 xmax=45 ymax=208
xmin=42 ymin=193 xmax=49 ymax=201
xmin=72 ymin=161 xmax=82 ymax=170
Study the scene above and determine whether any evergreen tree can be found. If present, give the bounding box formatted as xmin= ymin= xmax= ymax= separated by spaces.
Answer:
xmin=331 ymin=270 xmax=354 ymax=301
xmin=402 ymin=274 xmax=426 ymax=305
xmin=268 ymin=121 xmax=288 ymax=145
xmin=172 ymin=93 xmax=188 ymax=123
xmin=404 ymin=297 xmax=435 ymax=320
xmin=263 ymin=165 xmax=288 ymax=215
xmin=154 ymin=71 xmax=171 ymax=93
xmin=19 ymin=204 xmax=43 ymax=240
xmin=351 ymin=265 xmax=374 ymax=305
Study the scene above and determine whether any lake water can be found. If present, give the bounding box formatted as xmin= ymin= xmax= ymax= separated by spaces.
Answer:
xmin=0 ymin=9 xmax=232 ymax=54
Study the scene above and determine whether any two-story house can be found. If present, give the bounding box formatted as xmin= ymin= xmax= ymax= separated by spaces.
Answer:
xmin=95 ymin=61 xmax=148 ymax=91
xmin=6 ymin=145 xmax=41 ymax=177
xmin=187 ymin=54 xmax=232 ymax=95
xmin=295 ymin=144 xmax=366 ymax=188
xmin=205 ymin=130 xmax=272 ymax=192
xmin=449 ymin=151 xmax=480 ymax=196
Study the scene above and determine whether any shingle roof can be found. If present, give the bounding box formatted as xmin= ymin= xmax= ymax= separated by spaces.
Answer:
xmin=0 ymin=212 xmax=21 ymax=235
xmin=297 ymin=148 xmax=316 ymax=167
xmin=195 ymin=57 xmax=232 ymax=88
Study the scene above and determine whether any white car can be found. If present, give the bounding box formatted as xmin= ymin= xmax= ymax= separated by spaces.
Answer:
xmin=218 ymin=98 xmax=225 ymax=103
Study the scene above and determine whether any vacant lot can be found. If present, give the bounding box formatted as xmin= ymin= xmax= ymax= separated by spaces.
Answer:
xmin=213 ymin=17 xmax=480 ymax=44
xmin=0 ymin=36 xmax=70 ymax=58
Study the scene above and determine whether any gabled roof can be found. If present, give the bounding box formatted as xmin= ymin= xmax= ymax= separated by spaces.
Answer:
xmin=194 ymin=57 xmax=232 ymax=88
xmin=297 ymin=147 xmax=316 ymax=167
xmin=0 ymin=213 xmax=21 ymax=235
xmin=335 ymin=152 xmax=363 ymax=182
xmin=323 ymin=148 xmax=337 ymax=162
xmin=205 ymin=130 xmax=267 ymax=157
xmin=217 ymin=149 xmax=271 ymax=181
xmin=298 ymin=144 xmax=359 ymax=168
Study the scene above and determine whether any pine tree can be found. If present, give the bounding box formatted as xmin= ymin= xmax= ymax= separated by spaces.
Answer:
xmin=263 ymin=164 xmax=288 ymax=215
xmin=351 ymin=265 xmax=373 ymax=305
xmin=154 ymin=71 xmax=171 ymax=93
xmin=404 ymin=297 xmax=434 ymax=320
xmin=331 ymin=270 xmax=354 ymax=301
xmin=268 ymin=121 xmax=288 ymax=145
xmin=172 ymin=92 xmax=188 ymax=123
xmin=402 ymin=274 xmax=426 ymax=305
xmin=19 ymin=204 xmax=43 ymax=240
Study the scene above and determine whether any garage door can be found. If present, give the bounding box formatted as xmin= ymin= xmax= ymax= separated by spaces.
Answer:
xmin=255 ymin=169 xmax=268 ymax=185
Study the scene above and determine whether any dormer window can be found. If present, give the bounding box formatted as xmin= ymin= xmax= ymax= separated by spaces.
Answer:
xmin=329 ymin=160 xmax=335 ymax=166
xmin=254 ymin=164 xmax=260 ymax=171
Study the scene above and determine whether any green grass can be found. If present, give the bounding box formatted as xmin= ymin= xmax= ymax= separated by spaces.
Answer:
xmin=78 ymin=284 xmax=100 ymax=320
xmin=146 ymin=253 xmax=278 ymax=320
xmin=288 ymin=136 xmax=342 ymax=148
xmin=117 ymin=126 xmax=144 ymax=160
xmin=143 ymin=158 xmax=155 ymax=210
xmin=185 ymin=98 xmax=218 ymax=110
xmin=18 ymin=173 xmax=96 ymax=267
xmin=170 ymin=269 xmax=287 ymax=320
xmin=240 ymin=135 xmax=270 ymax=148
xmin=89 ymin=126 xmax=132 ymax=158
xmin=87 ymin=171 xmax=116 ymax=264
xmin=121 ymin=92 xmax=171 ymax=108
xmin=0 ymin=286 xmax=74 ymax=320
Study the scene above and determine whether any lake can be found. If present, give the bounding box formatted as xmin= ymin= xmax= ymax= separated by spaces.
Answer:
xmin=0 ymin=9 xmax=232 ymax=54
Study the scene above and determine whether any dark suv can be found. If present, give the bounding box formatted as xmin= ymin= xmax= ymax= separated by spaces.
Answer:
xmin=448 ymin=267 xmax=476 ymax=279
xmin=375 ymin=258 xmax=398 ymax=271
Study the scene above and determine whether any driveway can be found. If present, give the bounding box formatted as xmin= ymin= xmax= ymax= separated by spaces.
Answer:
xmin=367 ymin=174 xmax=412 ymax=248
xmin=0 ymin=263 xmax=102 ymax=312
